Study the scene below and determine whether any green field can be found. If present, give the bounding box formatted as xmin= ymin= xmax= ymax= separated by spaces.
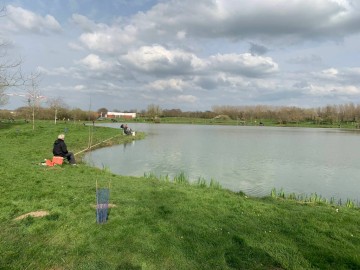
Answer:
xmin=0 ymin=121 xmax=359 ymax=269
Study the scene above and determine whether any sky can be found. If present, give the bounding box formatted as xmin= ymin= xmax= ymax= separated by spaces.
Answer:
xmin=1 ymin=0 xmax=360 ymax=112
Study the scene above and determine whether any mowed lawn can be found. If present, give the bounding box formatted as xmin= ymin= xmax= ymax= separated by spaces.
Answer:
xmin=0 ymin=121 xmax=359 ymax=270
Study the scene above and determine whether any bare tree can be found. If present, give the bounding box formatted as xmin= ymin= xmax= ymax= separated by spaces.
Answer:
xmin=147 ymin=104 xmax=162 ymax=118
xmin=147 ymin=104 xmax=162 ymax=121
xmin=26 ymin=73 xmax=44 ymax=130
xmin=0 ymin=46 xmax=24 ymax=106
xmin=0 ymin=7 xmax=25 ymax=106
xmin=47 ymin=97 xmax=67 ymax=124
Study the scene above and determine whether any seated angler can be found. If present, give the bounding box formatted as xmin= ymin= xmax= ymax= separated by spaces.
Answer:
xmin=53 ymin=134 xmax=77 ymax=165
xmin=120 ymin=124 xmax=133 ymax=135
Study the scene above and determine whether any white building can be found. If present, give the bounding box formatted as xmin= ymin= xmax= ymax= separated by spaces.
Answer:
xmin=105 ymin=112 xmax=136 ymax=119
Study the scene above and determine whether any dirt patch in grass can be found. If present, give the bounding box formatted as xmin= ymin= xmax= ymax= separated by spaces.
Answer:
xmin=14 ymin=210 xmax=50 ymax=220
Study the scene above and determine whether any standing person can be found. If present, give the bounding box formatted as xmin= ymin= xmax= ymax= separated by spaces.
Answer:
xmin=53 ymin=134 xmax=77 ymax=165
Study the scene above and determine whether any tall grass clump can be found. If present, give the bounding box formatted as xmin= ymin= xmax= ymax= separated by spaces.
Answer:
xmin=144 ymin=172 xmax=170 ymax=182
xmin=346 ymin=199 xmax=355 ymax=208
xmin=144 ymin=172 xmax=159 ymax=180
xmin=270 ymin=188 xmax=359 ymax=208
xmin=209 ymin=178 xmax=222 ymax=189
xmin=145 ymin=172 xmax=223 ymax=190
xmin=173 ymin=171 xmax=189 ymax=185
xmin=101 ymin=163 xmax=111 ymax=173
xmin=196 ymin=177 xmax=207 ymax=188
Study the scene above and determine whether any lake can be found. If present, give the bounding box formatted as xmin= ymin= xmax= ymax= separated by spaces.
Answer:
xmin=85 ymin=123 xmax=360 ymax=203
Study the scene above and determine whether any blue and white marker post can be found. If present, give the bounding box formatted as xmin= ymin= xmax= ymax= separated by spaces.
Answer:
xmin=96 ymin=180 xmax=110 ymax=224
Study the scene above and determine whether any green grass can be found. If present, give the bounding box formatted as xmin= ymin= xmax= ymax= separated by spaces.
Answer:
xmin=1 ymin=121 xmax=359 ymax=269
xmin=270 ymin=188 xmax=360 ymax=208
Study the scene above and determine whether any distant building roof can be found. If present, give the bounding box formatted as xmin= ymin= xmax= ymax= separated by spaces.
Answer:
xmin=106 ymin=112 xmax=136 ymax=119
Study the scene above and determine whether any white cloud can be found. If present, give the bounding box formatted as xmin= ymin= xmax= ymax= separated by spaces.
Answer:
xmin=3 ymin=0 xmax=360 ymax=111
xmin=74 ymin=85 xmax=85 ymax=90
xmin=308 ymin=84 xmax=360 ymax=96
xmin=75 ymin=16 xmax=137 ymax=54
xmin=176 ymin=31 xmax=186 ymax=39
xmin=209 ymin=53 xmax=279 ymax=77
xmin=37 ymin=66 xmax=70 ymax=76
xmin=343 ymin=67 xmax=360 ymax=77
xmin=5 ymin=5 xmax=61 ymax=33
xmin=68 ymin=42 xmax=84 ymax=51
xmin=312 ymin=67 xmax=360 ymax=84
xmin=71 ymin=14 xmax=98 ymax=32
xmin=129 ymin=0 xmax=360 ymax=43
xmin=123 ymin=45 xmax=204 ymax=75
xmin=68 ymin=1 xmax=360 ymax=62
xmin=321 ymin=68 xmax=339 ymax=78
xmin=148 ymin=78 xmax=186 ymax=91
xmin=175 ymin=95 xmax=198 ymax=103
xmin=76 ymin=54 xmax=113 ymax=71
xmin=287 ymin=54 xmax=323 ymax=65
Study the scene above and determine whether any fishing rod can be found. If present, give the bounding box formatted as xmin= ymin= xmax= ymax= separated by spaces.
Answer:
xmin=74 ymin=134 xmax=122 ymax=156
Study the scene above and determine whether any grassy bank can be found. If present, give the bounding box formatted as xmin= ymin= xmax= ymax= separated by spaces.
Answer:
xmin=0 ymin=121 xmax=359 ymax=269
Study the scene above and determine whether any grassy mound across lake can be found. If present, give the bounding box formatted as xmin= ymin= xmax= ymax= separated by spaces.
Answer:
xmin=0 ymin=121 xmax=359 ymax=269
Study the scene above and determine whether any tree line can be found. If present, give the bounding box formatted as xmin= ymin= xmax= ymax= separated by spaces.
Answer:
xmin=2 ymin=103 xmax=360 ymax=125
xmin=0 ymin=106 xmax=98 ymax=122
xmin=144 ymin=103 xmax=360 ymax=125
xmin=211 ymin=104 xmax=360 ymax=125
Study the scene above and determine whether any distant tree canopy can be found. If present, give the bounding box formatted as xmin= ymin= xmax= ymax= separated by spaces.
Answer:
xmin=97 ymin=107 xmax=108 ymax=117
xmin=0 ymin=106 xmax=97 ymax=121
xmin=212 ymin=104 xmax=360 ymax=124
xmin=146 ymin=104 xmax=162 ymax=119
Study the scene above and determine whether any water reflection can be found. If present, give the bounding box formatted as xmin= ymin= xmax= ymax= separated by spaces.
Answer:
xmin=85 ymin=123 xmax=360 ymax=202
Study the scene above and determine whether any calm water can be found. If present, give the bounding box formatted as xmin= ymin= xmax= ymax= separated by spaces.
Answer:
xmin=85 ymin=123 xmax=360 ymax=202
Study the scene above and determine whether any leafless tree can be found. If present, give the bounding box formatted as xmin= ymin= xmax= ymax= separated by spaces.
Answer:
xmin=147 ymin=104 xmax=162 ymax=120
xmin=0 ymin=7 xmax=25 ymax=106
xmin=26 ymin=73 xmax=44 ymax=129
xmin=0 ymin=46 xmax=24 ymax=106
xmin=47 ymin=96 xmax=68 ymax=124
